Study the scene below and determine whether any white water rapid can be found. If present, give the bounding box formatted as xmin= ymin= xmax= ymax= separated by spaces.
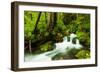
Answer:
xmin=25 ymin=33 xmax=82 ymax=62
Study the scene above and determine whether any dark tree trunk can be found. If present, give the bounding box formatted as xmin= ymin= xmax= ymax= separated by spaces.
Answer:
xmin=47 ymin=12 xmax=57 ymax=31
xmin=29 ymin=39 xmax=32 ymax=53
xmin=53 ymin=12 xmax=57 ymax=29
xmin=45 ymin=12 xmax=47 ymax=24
xmin=34 ymin=12 xmax=42 ymax=34
xmin=47 ymin=12 xmax=51 ymax=31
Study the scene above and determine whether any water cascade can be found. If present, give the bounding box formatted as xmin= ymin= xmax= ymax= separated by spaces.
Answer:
xmin=25 ymin=33 xmax=82 ymax=62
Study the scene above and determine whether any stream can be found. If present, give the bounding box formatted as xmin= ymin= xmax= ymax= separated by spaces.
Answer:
xmin=25 ymin=33 xmax=82 ymax=62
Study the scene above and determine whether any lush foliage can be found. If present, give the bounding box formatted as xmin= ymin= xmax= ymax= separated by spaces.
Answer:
xmin=24 ymin=11 xmax=90 ymax=60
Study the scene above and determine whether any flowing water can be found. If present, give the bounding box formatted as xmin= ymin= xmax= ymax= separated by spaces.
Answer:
xmin=25 ymin=33 xmax=82 ymax=62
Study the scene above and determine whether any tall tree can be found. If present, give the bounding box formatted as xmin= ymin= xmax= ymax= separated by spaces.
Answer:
xmin=34 ymin=12 xmax=42 ymax=34
xmin=47 ymin=12 xmax=57 ymax=32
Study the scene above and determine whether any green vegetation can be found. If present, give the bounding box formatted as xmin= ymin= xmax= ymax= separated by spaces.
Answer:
xmin=75 ymin=50 xmax=90 ymax=59
xmin=24 ymin=11 xmax=90 ymax=60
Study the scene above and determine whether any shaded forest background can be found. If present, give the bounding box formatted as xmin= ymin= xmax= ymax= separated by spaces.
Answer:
xmin=24 ymin=11 xmax=90 ymax=60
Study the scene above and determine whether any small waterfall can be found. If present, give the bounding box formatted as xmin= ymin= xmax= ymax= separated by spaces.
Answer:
xmin=76 ymin=39 xmax=79 ymax=44
xmin=74 ymin=39 xmax=82 ymax=49
xmin=70 ymin=33 xmax=77 ymax=43
xmin=25 ymin=33 xmax=83 ymax=62
xmin=63 ymin=36 xmax=68 ymax=42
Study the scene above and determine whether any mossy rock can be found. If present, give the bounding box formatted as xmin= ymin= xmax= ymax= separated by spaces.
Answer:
xmin=52 ymin=49 xmax=80 ymax=60
xmin=40 ymin=41 xmax=54 ymax=52
xmin=75 ymin=50 xmax=90 ymax=59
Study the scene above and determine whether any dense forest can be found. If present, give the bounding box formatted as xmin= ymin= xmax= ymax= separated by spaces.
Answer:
xmin=24 ymin=11 xmax=90 ymax=61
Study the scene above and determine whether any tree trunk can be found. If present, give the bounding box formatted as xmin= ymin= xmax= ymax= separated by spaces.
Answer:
xmin=45 ymin=12 xmax=47 ymax=24
xmin=53 ymin=13 xmax=57 ymax=28
xmin=47 ymin=12 xmax=51 ymax=31
xmin=29 ymin=39 xmax=32 ymax=53
xmin=34 ymin=12 xmax=42 ymax=34
xmin=47 ymin=12 xmax=57 ymax=31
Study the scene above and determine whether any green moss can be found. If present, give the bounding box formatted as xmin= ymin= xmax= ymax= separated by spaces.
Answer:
xmin=40 ymin=41 xmax=53 ymax=52
xmin=75 ymin=50 xmax=90 ymax=59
